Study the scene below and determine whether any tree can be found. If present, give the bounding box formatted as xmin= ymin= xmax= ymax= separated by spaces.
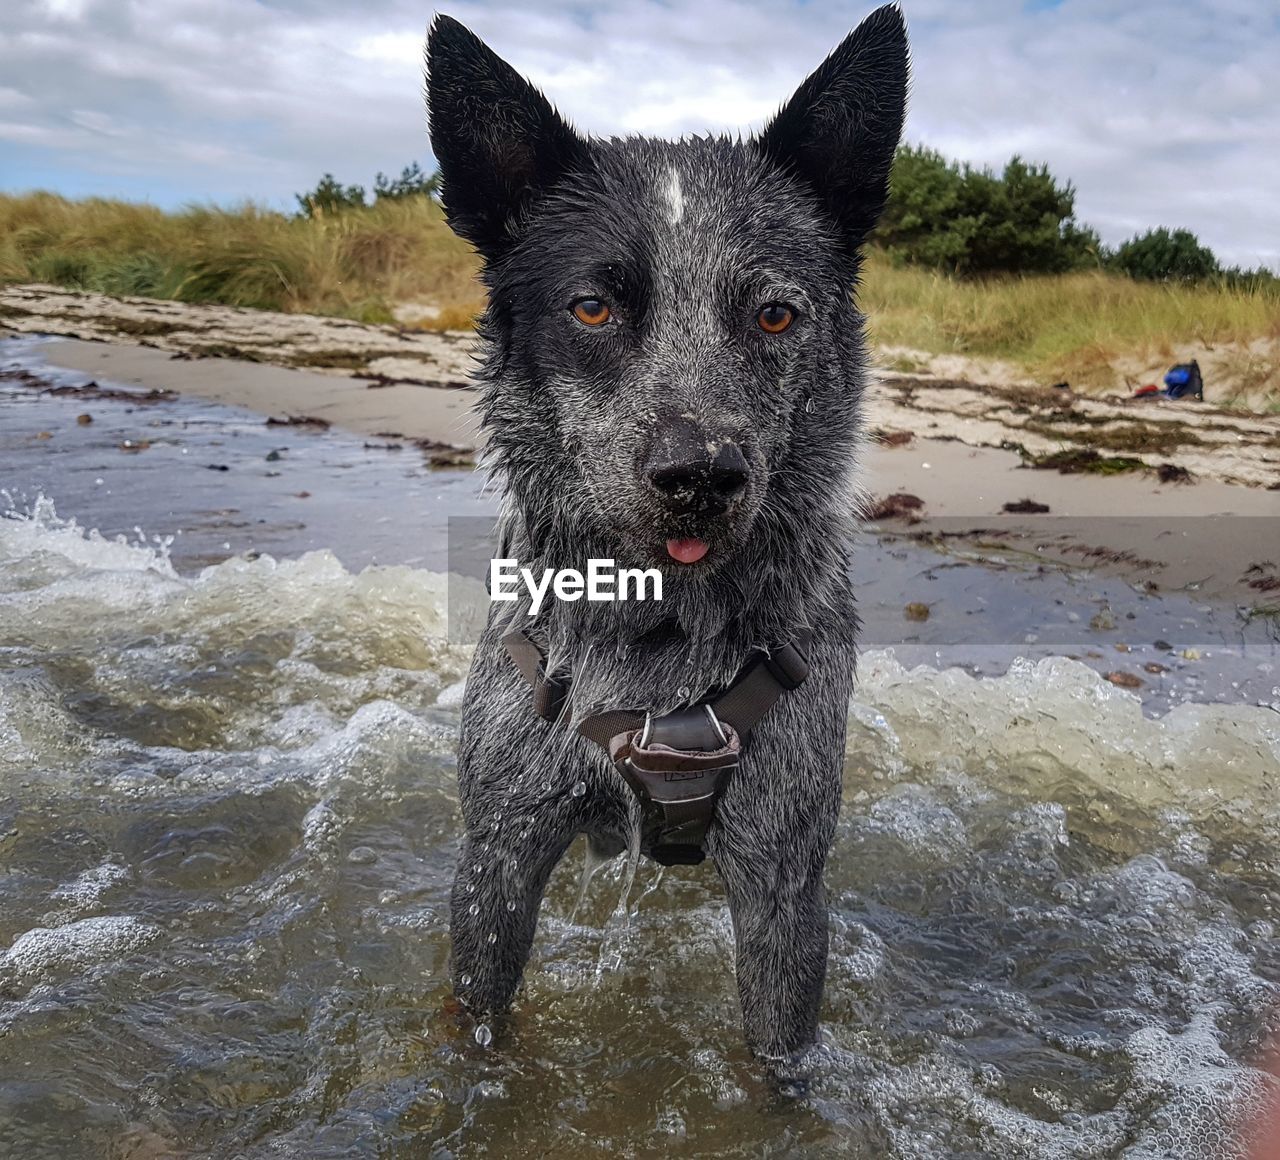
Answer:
xmin=1109 ymin=227 xmax=1219 ymax=282
xmin=295 ymin=173 xmax=367 ymax=218
xmin=373 ymin=162 xmax=440 ymax=202
xmin=876 ymin=145 xmax=1101 ymax=276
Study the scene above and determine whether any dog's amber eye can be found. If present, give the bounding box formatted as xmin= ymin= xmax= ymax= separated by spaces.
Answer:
xmin=572 ymin=299 xmax=611 ymax=326
xmin=756 ymin=304 xmax=795 ymax=334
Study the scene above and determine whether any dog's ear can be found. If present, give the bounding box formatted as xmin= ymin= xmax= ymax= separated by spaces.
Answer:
xmin=426 ymin=15 xmax=587 ymax=259
xmin=754 ymin=4 xmax=908 ymax=250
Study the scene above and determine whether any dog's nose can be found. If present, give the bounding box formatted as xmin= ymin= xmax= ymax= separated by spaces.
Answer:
xmin=644 ymin=437 xmax=750 ymax=516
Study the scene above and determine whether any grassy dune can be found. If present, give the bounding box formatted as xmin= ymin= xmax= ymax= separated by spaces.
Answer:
xmin=3 ymin=191 xmax=1277 ymax=401
xmin=863 ymin=263 xmax=1280 ymax=397
xmin=0 ymin=191 xmax=484 ymax=329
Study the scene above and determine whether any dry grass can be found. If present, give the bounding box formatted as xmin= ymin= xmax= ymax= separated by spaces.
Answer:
xmin=0 ymin=191 xmax=482 ymax=325
xmin=4 ymin=192 xmax=1278 ymax=401
xmin=859 ymin=255 xmax=1280 ymax=393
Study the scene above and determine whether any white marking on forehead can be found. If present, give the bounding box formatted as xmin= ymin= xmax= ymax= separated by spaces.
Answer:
xmin=662 ymin=167 xmax=684 ymax=225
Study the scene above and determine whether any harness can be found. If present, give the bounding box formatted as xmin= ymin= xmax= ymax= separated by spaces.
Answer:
xmin=502 ymin=628 xmax=812 ymax=867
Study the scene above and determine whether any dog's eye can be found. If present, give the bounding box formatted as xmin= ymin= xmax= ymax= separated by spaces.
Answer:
xmin=571 ymin=298 xmax=611 ymax=326
xmin=756 ymin=304 xmax=795 ymax=334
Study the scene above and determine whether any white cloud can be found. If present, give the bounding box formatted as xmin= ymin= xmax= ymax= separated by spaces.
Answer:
xmin=0 ymin=0 xmax=1275 ymax=267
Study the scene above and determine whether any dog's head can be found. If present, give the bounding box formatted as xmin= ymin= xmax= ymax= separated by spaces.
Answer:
xmin=427 ymin=8 xmax=907 ymax=574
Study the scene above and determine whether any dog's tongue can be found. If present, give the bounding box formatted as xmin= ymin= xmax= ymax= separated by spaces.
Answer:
xmin=666 ymin=537 xmax=709 ymax=564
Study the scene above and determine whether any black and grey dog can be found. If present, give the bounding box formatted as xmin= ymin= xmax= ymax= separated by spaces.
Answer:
xmin=426 ymin=5 xmax=907 ymax=1062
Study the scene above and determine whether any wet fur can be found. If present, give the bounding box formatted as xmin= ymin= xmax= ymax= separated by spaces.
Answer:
xmin=426 ymin=6 xmax=908 ymax=1061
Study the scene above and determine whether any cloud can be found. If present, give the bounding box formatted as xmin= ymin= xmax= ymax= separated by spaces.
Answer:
xmin=1 ymin=0 xmax=1275 ymax=267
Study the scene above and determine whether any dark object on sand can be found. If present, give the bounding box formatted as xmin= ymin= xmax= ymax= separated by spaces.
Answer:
xmin=1156 ymin=463 xmax=1194 ymax=485
xmin=872 ymin=427 xmax=914 ymax=447
xmin=1051 ymin=381 xmax=1070 ymax=391
xmin=1027 ymin=448 xmax=1144 ymax=475
xmin=266 ymin=414 xmax=331 ymax=429
xmin=411 ymin=438 xmax=475 ymax=468
xmin=903 ymin=601 xmax=930 ymax=621
xmin=866 ymin=492 xmax=925 ymax=521
xmin=1104 ymin=671 xmax=1144 ymax=690
xmin=1163 ymin=360 xmax=1203 ymax=400
xmin=1003 ymin=498 xmax=1050 ymax=514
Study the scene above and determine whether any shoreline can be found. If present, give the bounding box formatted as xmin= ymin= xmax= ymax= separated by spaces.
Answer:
xmin=7 ymin=328 xmax=1279 ymax=611
xmin=4 ymin=283 xmax=1277 ymax=486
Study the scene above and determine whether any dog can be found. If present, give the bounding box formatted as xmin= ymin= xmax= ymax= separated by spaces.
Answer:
xmin=426 ymin=5 xmax=908 ymax=1063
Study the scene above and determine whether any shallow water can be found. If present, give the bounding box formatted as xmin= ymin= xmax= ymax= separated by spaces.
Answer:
xmin=2 ymin=338 xmax=1279 ymax=1157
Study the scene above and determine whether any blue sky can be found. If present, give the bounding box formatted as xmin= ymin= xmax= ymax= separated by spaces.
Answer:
xmin=2 ymin=0 xmax=1277 ymax=267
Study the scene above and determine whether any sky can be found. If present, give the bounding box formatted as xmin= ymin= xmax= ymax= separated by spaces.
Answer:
xmin=1 ymin=0 xmax=1277 ymax=268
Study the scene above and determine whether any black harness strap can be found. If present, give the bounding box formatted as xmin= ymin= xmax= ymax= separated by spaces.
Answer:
xmin=502 ymin=629 xmax=570 ymax=724
xmin=501 ymin=628 xmax=812 ymax=866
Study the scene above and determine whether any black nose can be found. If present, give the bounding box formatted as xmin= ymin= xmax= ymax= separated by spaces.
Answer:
xmin=645 ymin=435 xmax=750 ymax=516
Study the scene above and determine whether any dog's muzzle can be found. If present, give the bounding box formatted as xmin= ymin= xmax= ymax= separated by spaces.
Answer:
xmin=642 ymin=414 xmax=750 ymax=519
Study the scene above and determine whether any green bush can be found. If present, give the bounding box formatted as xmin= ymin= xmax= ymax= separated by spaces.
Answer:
xmin=876 ymin=145 xmax=1101 ymax=276
xmin=295 ymin=173 xmax=368 ymax=219
xmin=1108 ymin=227 xmax=1218 ymax=282
xmin=373 ymin=162 xmax=439 ymax=202
xmin=294 ymin=164 xmax=440 ymax=219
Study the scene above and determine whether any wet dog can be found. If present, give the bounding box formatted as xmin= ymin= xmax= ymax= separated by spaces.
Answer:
xmin=426 ymin=5 xmax=907 ymax=1062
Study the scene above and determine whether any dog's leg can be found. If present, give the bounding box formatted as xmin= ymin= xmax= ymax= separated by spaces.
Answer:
xmin=713 ymin=836 xmax=831 ymax=1062
xmin=449 ymin=802 xmax=579 ymax=1021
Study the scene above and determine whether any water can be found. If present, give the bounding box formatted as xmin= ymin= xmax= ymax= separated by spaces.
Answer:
xmin=2 ymin=338 xmax=1279 ymax=1157
xmin=0 ymin=335 xmax=492 ymax=573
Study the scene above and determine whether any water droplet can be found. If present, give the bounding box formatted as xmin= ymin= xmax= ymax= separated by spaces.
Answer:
xmin=460 ymin=973 xmax=472 ymax=986
xmin=468 ymin=902 xmax=480 ymax=916
xmin=676 ymin=686 xmax=691 ymax=702
xmin=475 ymin=1022 xmax=492 ymax=1048
xmin=805 ymin=396 xmax=815 ymax=413
xmin=571 ymin=781 xmax=587 ymax=797
xmin=487 ymin=931 xmax=497 ymax=944
xmin=506 ymin=900 xmax=516 ymax=912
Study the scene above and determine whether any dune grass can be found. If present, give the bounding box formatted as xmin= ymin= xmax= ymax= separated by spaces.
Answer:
xmin=3 ymin=191 xmax=1278 ymax=397
xmin=0 ymin=191 xmax=484 ymax=328
xmin=859 ymin=259 xmax=1280 ymax=390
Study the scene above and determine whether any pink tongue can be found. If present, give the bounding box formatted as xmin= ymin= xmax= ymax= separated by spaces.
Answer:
xmin=666 ymin=537 xmax=709 ymax=564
